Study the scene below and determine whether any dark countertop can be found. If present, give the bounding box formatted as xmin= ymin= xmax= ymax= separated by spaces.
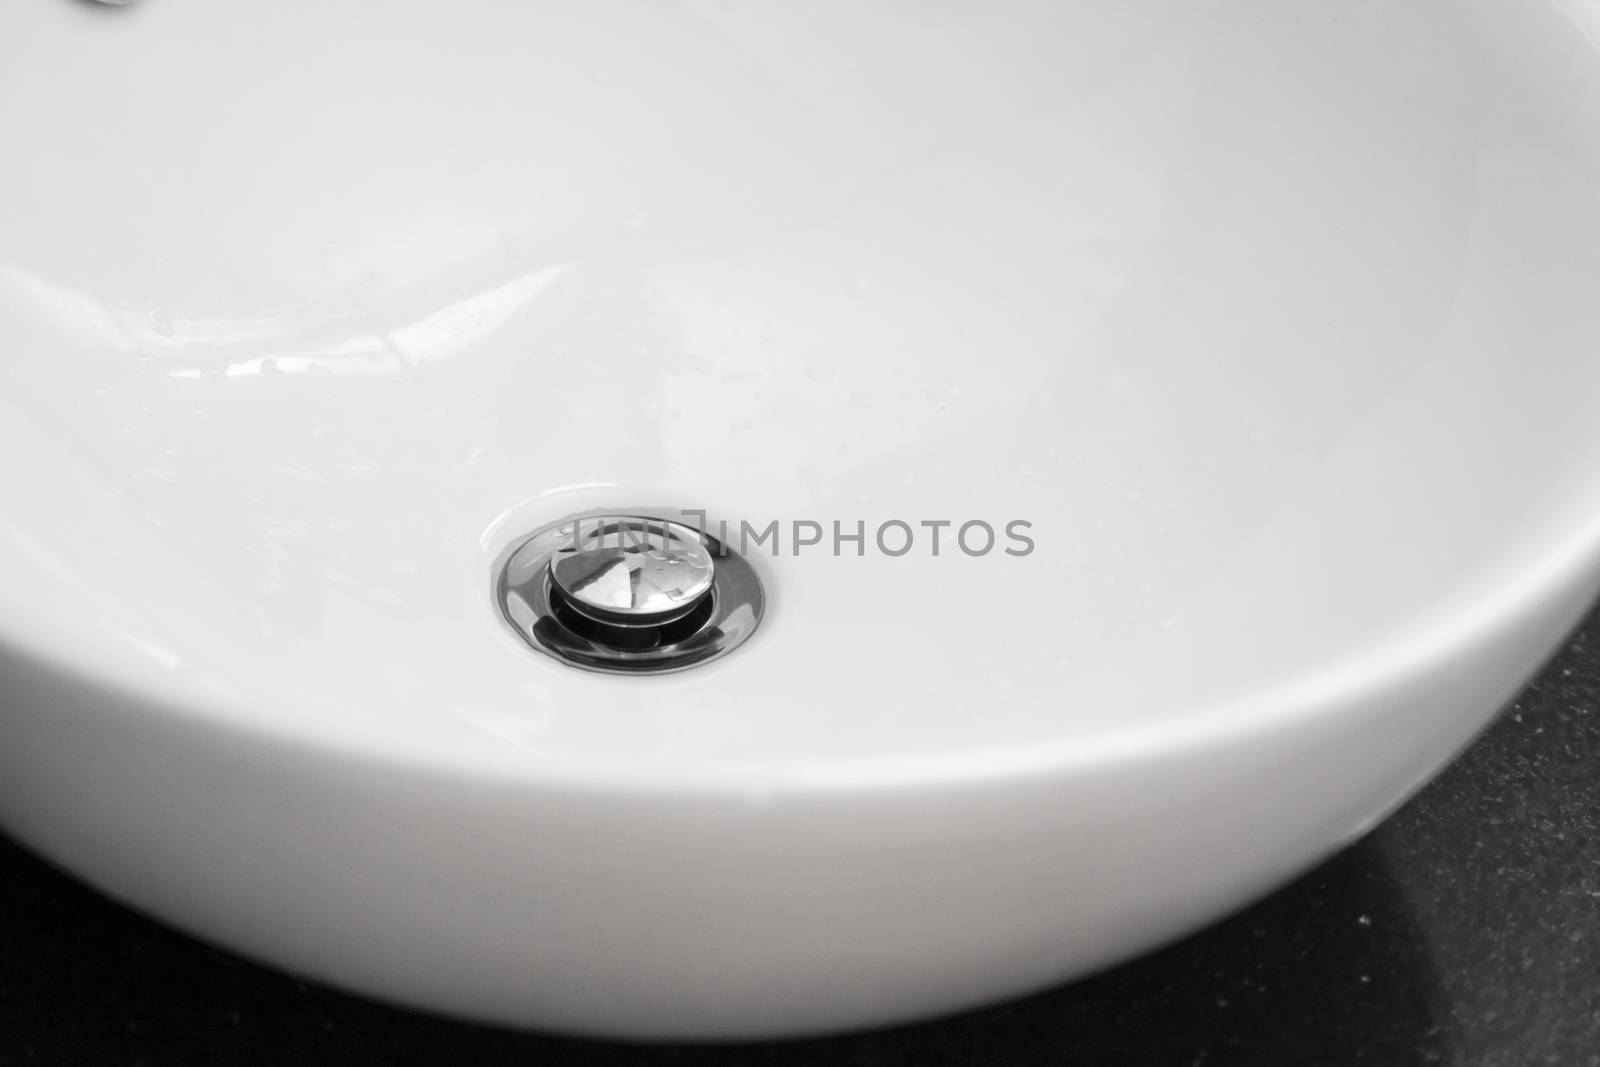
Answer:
xmin=3 ymin=611 xmax=1598 ymax=1066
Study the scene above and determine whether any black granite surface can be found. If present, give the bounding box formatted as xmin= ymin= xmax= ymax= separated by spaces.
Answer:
xmin=3 ymin=609 xmax=1598 ymax=1066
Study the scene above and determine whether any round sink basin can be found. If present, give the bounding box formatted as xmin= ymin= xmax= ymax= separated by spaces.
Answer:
xmin=4 ymin=0 xmax=1600 ymax=1040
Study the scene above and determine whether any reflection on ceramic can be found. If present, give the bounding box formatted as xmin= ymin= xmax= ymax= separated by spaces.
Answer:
xmin=3 ymin=0 xmax=1600 ymax=1041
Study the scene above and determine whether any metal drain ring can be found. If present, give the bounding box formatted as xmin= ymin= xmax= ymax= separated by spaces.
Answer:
xmin=497 ymin=513 xmax=764 ymax=675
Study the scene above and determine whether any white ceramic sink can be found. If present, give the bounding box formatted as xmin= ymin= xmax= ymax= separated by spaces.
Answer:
xmin=5 ymin=0 xmax=1600 ymax=1041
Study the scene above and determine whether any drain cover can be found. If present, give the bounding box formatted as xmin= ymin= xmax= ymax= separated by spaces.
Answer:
xmin=498 ymin=513 xmax=764 ymax=675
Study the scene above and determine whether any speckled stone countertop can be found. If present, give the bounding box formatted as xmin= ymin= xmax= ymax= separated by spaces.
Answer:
xmin=3 ymin=610 xmax=1597 ymax=1066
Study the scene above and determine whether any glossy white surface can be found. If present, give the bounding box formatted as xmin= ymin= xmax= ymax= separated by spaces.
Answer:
xmin=4 ymin=0 xmax=1600 ymax=1039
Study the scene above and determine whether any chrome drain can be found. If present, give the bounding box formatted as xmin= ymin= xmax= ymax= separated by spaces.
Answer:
xmin=498 ymin=513 xmax=764 ymax=675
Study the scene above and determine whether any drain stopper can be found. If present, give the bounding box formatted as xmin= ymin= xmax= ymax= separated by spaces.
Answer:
xmin=549 ymin=517 xmax=714 ymax=626
xmin=498 ymin=511 xmax=763 ymax=675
